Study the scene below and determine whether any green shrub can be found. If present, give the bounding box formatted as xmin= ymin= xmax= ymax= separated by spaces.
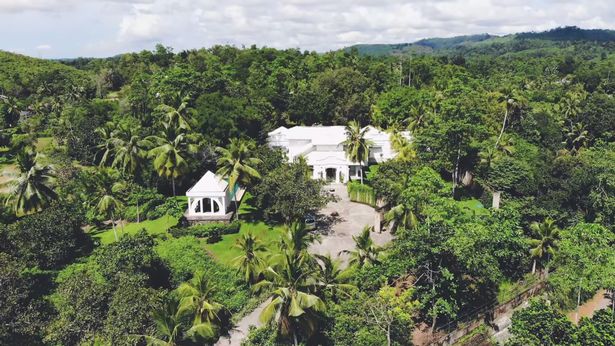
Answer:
xmin=169 ymin=221 xmax=240 ymax=242
xmin=347 ymin=181 xmax=376 ymax=206
xmin=148 ymin=197 xmax=187 ymax=220
xmin=155 ymin=237 xmax=249 ymax=312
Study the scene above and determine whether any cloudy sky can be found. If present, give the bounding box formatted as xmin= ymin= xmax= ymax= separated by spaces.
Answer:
xmin=1 ymin=0 xmax=613 ymax=58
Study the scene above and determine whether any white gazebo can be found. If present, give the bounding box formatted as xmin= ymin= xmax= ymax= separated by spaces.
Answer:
xmin=185 ymin=171 xmax=238 ymax=223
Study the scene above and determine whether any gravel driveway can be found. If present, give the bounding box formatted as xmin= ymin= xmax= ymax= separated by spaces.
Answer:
xmin=216 ymin=183 xmax=393 ymax=345
xmin=309 ymin=183 xmax=393 ymax=262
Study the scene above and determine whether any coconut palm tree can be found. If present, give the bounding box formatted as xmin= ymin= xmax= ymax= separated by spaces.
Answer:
xmin=97 ymin=192 xmax=122 ymax=242
xmin=142 ymin=297 xmax=183 ymax=346
xmin=177 ymin=271 xmax=224 ymax=340
xmin=494 ymin=88 xmax=526 ymax=150
xmin=215 ymin=139 xmax=261 ymax=219
xmin=389 ymin=129 xmax=416 ymax=162
xmin=279 ymin=221 xmax=321 ymax=257
xmin=314 ymin=254 xmax=355 ymax=300
xmin=232 ymin=231 xmax=267 ymax=284
xmin=255 ymin=251 xmax=325 ymax=346
xmin=94 ymin=125 xmax=116 ymax=166
xmin=563 ymin=122 xmax=588 ymax=154
xmin=148 ymin=125 xmax=196 ymax=196
xmin=5 ymin=150 xmax=56 ymax=215
xmin=529 ymin=218 xmax=560 ymax=277
xmin=342 ymin=121 xmax=374 ymax=184
xmin=111 ymin=125 xmax=148 ymax=176
xmin=339 ymin=226 xmax=380 ymax=268
xmin=155 ymin=102 xmax=193 ymax=130
xmin=384 ymin=203 xmax=418 ymax=232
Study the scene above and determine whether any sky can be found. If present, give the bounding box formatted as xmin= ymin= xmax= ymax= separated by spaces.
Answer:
xmin=1 ymin=0 xmax=614 ymax=59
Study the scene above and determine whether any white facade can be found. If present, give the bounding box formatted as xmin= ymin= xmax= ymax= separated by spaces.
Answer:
xmin=267 ymin=125 xmax=409 ymax=183
xmin=185 ymin=171 xmax=235 ymax=217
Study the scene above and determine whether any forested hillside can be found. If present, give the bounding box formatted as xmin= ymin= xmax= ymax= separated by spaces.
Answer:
xmin=0 ymin=26 xmax=614 ymax=346
xmin=346 ymin=26 xmax=615 ymax=58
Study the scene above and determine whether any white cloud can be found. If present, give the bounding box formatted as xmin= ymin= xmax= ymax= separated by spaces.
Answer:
xmin=36 ymin=44 xmax=51 ymax=50
xmin=1 ymin=0 xmax=614 ymax=57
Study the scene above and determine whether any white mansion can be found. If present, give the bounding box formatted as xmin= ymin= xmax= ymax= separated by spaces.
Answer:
xmin=185 ymin=125 xmax=408 ymax=222
xmin=267 ymin=125 xmax=410 ymax=183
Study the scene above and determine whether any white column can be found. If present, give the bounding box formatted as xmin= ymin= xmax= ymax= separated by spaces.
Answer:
xmin=187 ymin=197 xmax=192 ymax=215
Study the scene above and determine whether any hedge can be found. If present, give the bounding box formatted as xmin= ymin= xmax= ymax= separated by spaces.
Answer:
xmin=169 ymin=221 xmax=240 ymax=243
xmin=347 ymin=181 xmax=376 ymax=206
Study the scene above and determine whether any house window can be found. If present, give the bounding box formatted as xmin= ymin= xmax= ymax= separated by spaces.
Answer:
xmin=349 ymin=166 xmax=358 ymax=177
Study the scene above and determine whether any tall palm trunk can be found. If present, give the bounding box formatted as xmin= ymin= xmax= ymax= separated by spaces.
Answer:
xmin=452 ymin=147 xmax=461 ymax=197
xmin=531 ymin=259 xmax=537 ymax=274
xmin=293 ymin=331 xmax=298 ymax=346
xmin=111 ymin=210 xmax=118 ymax=242
xmin=494 ymin=108 xmax=508 ymax=150
xmin=171 ymin=177 xmax=176 ymax=196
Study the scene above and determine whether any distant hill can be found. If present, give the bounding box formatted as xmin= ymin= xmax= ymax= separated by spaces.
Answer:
xmin=517 ymin=26 xmax=615 ymax=42
xmin=346 ymin=34 xmax=496 ymax=56
xmin=0 ymin=50 xmax=92 ymax=98
xmin=344 ymin=27 xmax=615 ymax=57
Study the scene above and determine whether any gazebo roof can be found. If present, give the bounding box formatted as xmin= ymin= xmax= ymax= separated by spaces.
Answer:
xmin=186 ymin=171 xmax=228 ymax=197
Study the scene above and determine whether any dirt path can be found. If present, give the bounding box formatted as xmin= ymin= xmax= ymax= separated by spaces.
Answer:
xmin=215 ymin=300 xmax=269 ymax=346
xmin=216 ymin=183 xmax=393 ymax=345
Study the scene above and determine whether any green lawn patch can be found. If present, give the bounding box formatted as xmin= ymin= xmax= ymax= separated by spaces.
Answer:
xmin=204 ymin=221 xmax=284 ymax=266
xmin=458 ymin=199 xmax=490 ymax=216
xmin=36 ymin=137 xmax=53 ymax=151
xmin=93 ymin=215 xmax=178 ymax=245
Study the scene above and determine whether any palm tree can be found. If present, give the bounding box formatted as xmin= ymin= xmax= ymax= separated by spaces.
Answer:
xmin=389 ymin=129 xmax=416 ymax=162
xmin=339 ymin=226 xmax=380 ymax=268
xmin=215 ymin=139 xmax=261 ymax=219
xmin=494 ymin=88 xmax=526 ymax=150
xmin=5 ymin=150 xmax=56 ymax=215
xmin=94 ymin=125 xmax=115 ymax=166
xmin=342 ymin=121 xmax=374 ymax=184
xmin=384 ymin=203 xmax=417 ymax=232
xmin=405 ymin=104 xmax=426 ymax=132
xmin=177 ymin=271 xmax=224 ymax=340
xmin=142 ymin=297 xmax=183 ymax=346
xmin=255 ymin=252 xmax=325 ymax=345
xmin=314 ymin=254 xmax=355 ymax=300
xmin=155 ymin=102 xmax=193 ymax=130
xmin=148 ymin=125 xmax=195 ymax=196
xmin=557 ymin=92 xmax=583 ymax=122
xmin=279 ymin=221 xmax=321 ymax=256
xmin=112 ymin=125 xmax=148 ymax=176
xmin=97 ymin=192 xmax=122 ymax=242
xmin=232 ymin=231 xmax=267 ymax=284
xmin=563 ymin=122 xmax=588 ymax=154
xmin=529 ymin=218 xmax=560 ymax=277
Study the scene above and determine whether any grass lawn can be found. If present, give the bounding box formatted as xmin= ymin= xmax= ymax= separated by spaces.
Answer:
xmin=205 ymin=221 xmax=284 ymax=266
xmin=458 ymin=198 xmax=490 ymax=216
xmin=92 ymin=215 xmax=179 ymax=245
xmin=36 ymin=137 xmax=53 ymax=151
